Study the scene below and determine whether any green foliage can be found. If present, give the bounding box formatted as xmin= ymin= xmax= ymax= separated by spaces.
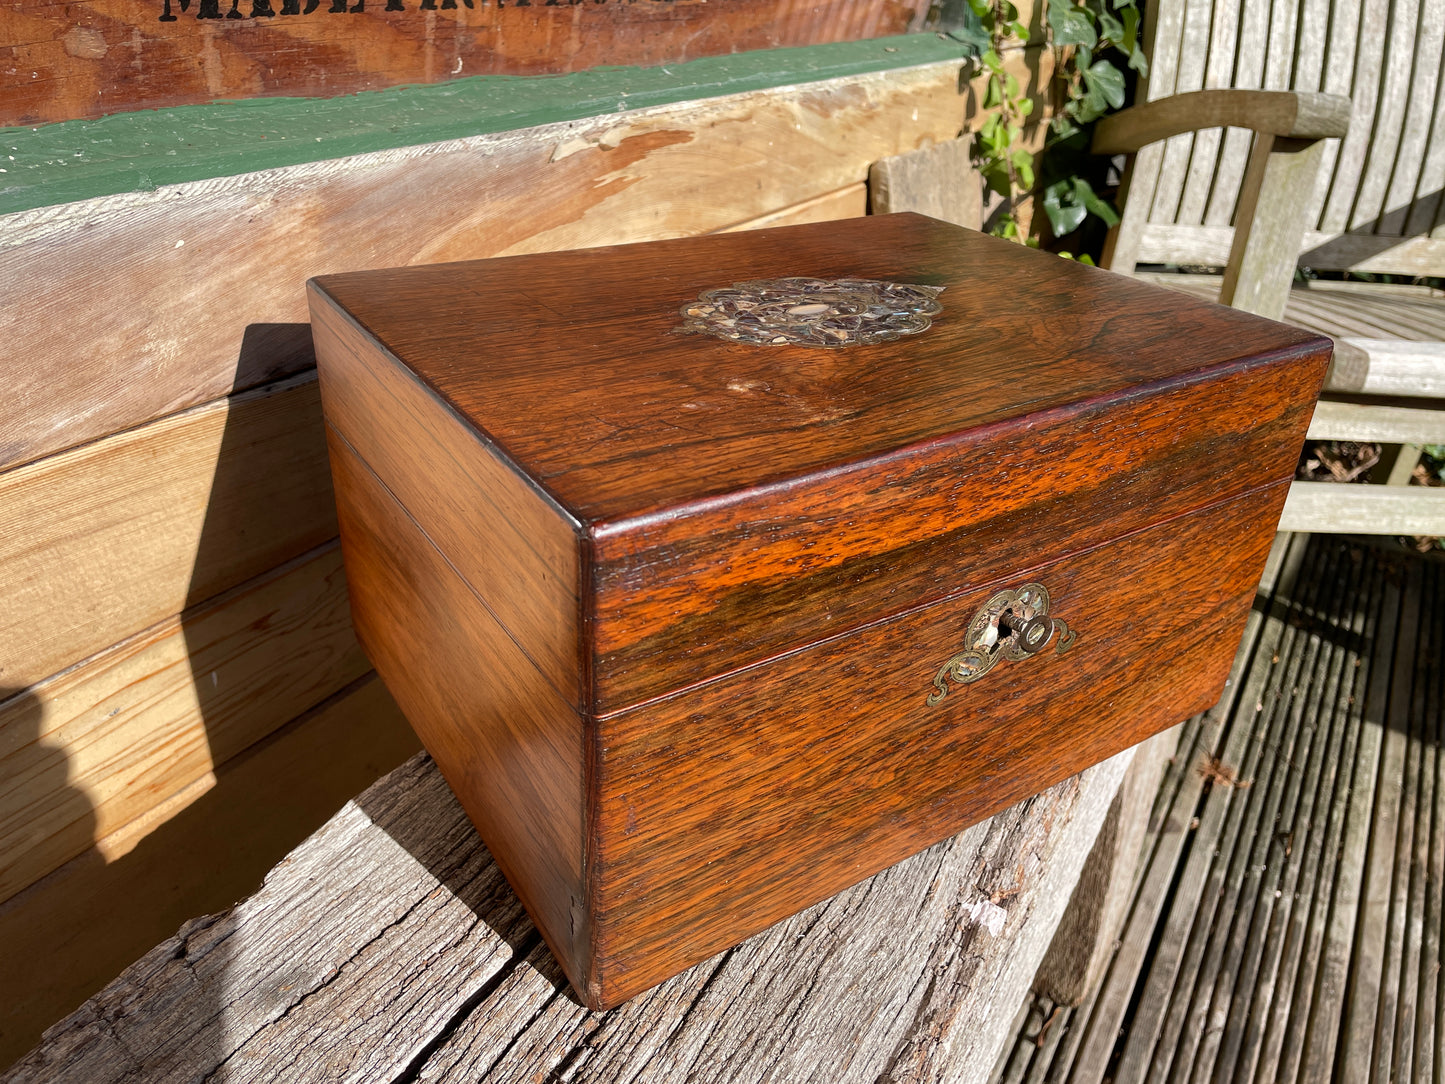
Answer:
xmin=967 ymin=0 xmax=1146 ymax=252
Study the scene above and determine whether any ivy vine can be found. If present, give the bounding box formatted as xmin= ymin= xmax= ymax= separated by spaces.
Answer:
xmin=957 ymin=0 xmax=1148 ymax=257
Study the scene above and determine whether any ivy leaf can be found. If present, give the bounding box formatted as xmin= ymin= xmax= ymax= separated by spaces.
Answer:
xmin=1072 ymin=176 xmax=1120 ymax=226
xmin=1121 ymin=6 xmax=1139 ymax=54
xmin=1011 ymin=149 xmax=1036 ymax=188
xmin=1011 ymin=20 xmax=1030 ymax=38
xmin=1048 ymin=0 xmax=1098 ymax=45
xmin=1042 ymin=178 xmax=1088 ymax=235
xmin=1084 ymin=59 xmax=1126 ymax=109
xmin=1097 ymin=9 xmax=1124 ymax=44
xmin=1050 ymin=114 xmax=1082 ymax=140
xmin=966 ymin=0 xmax=991 ymax=19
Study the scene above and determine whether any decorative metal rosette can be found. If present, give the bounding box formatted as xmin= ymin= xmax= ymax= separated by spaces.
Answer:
xmin=677 ymin=276 xmax=945 ymax=348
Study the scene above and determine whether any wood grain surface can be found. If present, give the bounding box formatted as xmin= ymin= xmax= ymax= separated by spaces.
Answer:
xmin=327 ymin=427 xmax=589 ymax=992
xmin=1 ymin=0 xmax=932 ymax=127
xmin=0 ymin=672 xmax=420 ymax=1071
xmin=2 ymin=746 xmax=1131 ymax=1083
xmin=310 ymin=294 xmax=583 ymax=706
xmin=313 ymin=212 xmax=1330 ymax=712
xmin=0 ymin=371 xmax=335 ymax=691
xmin=585 ymin=485 xmax=1285 ymax=1005
xmin=0 ymin=541 xmax=368 ymax=906
xmin=0 ymin=62 xmax=968 ymax=473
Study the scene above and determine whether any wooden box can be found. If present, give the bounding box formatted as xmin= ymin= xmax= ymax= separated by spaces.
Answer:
xmin=307 ymin=213 xmax=1329 ymax=1009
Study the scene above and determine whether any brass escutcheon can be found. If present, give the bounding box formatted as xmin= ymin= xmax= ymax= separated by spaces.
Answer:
xmin=927 ymin=583 xmax=1078 ymax=705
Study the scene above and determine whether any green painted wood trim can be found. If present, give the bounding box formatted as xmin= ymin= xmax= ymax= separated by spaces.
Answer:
xmin=0 ymin=34 xmax=969 ymax=217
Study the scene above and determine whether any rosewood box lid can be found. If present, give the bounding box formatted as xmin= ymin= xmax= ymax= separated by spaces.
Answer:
xmin=310 ymin=213 xmax=1322 ymax=525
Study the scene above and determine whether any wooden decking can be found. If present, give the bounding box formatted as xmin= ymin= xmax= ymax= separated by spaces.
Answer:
xmin=991 ymin=532 xmax=1445 ymax=1084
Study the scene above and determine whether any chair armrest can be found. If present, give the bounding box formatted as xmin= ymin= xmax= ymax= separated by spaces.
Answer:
xmin=1092 ymin=90 xmax=1351 ymax=154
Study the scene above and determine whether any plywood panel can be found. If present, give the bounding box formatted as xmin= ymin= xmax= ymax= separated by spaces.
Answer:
xmin=0 ymin=542 xmax=369 ymax=906
xmin=0 ymin=62 xmax=969 ymax=473
xmin=0 ymin=372 xmax=336 ymax=690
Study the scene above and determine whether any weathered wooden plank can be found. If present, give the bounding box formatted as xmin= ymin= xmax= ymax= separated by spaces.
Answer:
xmin=0 ymin=61 xmax=971 ymax=473
xmin=1413 ymin=563 xmax=1444 ymax=1082
xmin=1405 ymin=19 xmax=1445 ymax=239
xmin=3 ymin=748 xmax=1133 ymax=1083
xmin=1379 ymin=0 xmax=1445 ymax=235
xmin=1389 ymin=565 xmax=1433 ymax=1082
xmin=1110 ymin=534 xmax=1315 ymax=1081
xmin=1318 ymin=0 xmax=1390 ymax=234
xmin=1032 ymin=727 xmax=1179 ymax=1007
xmin=1203 ymin=539 xmax=1353 ymax=1082
xmin=1306 ymin=398 xmax=1445 ymax=443
xmin=716 ymin=183 xmax=868 ymax=233
xmin=1348 ymin=0 xmax=1420 ymax=234
xmin=1135 ymin=222 xmax=1445 ymax=272
xmin=1177 ymin=0 xmax=1243 ymax=227
xmin=0 ymin=372 xmax=335 ymax=690
xmin=1151 ymin=534 xmax=1329 ymax=1083
xmin=0 ymin=1 xmax=933 ymax=128
xmin=1146 ymin=0 xmax=1213 ymax=226
xmin=1066 ymin=533 xmax=1306 ymax=1084
xmin=1339 ymin=560 xmax=1422 ymax=1082
xmin=1295 ymin=553 xmax=1400 ymax=1082
xmin=0 ymin=541 xmax=369 ymax=907
xmin=868 ymin=138 xmax=983 ymax=229
xmin=1194 ymin=0 xmax=1270 ymax=229
xmin=0 ymin=673 xmax=420 ymax=1071
xmin=1234 ymin=540 xmax=1372 ymax=1084
xmin=1277 ymin=482 xmax=1445 ymax=536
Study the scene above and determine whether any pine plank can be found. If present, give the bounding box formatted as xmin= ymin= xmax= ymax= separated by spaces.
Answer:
xmin=0 ymin=62 xmax=971 ymax=474
xmin=0 ymin=541 xmax=369 ymax=906
xmin=3 ymin=748 xmax=1134 ymax=1083
xmin=0 ymin=673 xmax=421 ymax=1071
xmin=0 ymin=372 xmax=336 ymax=691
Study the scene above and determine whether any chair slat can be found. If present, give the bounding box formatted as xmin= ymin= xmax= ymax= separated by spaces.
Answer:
xmin=1349 ymin=0 xmax=1423 ymax=233
xmin=1318 ymin=0 xmax=1390 ymax=233
xmin=1379 ymin=0 xmax=1444 ymax=234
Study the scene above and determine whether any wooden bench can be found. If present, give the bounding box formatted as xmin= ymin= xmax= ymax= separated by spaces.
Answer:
xmin=1096 ymin=0 xmax=1445 ymax=535
xmin=4 ymin=742 xmax=1133 ymax=1082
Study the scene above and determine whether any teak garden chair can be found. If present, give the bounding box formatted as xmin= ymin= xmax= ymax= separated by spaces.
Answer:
xmin=1093 ymin=0 xmax=1445 ymax=535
